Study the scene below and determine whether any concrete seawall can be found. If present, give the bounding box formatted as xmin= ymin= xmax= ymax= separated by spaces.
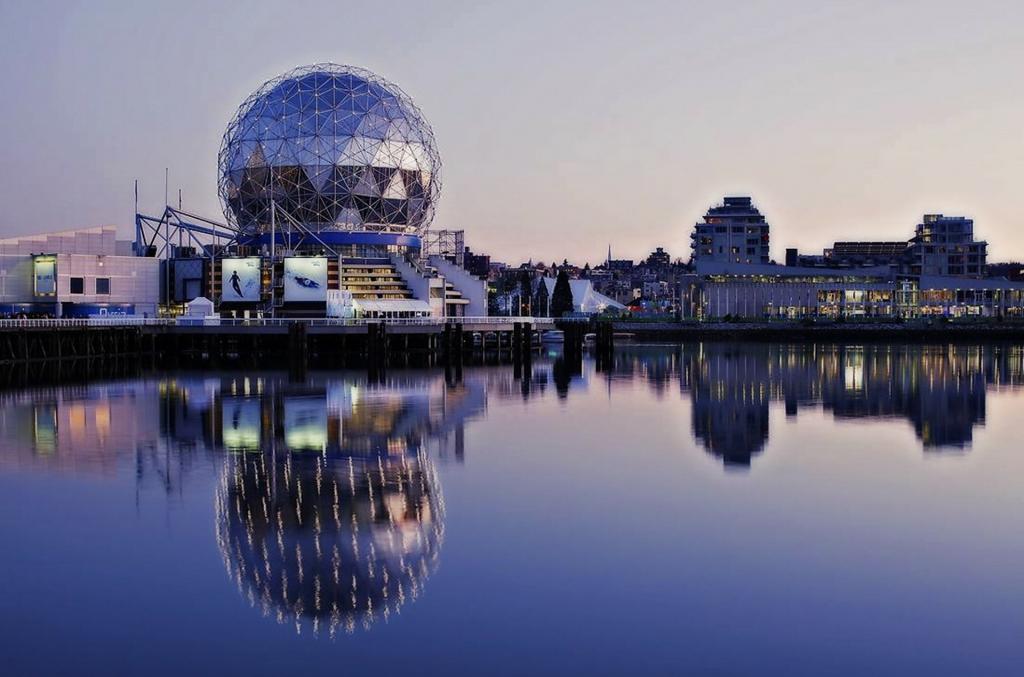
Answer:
xmin=614 ymin=321 xmax=1024 ymax=342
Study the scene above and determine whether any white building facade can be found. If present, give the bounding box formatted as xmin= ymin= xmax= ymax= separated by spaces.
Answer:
xmin=0 ymin=226 xmax=159 ymax=317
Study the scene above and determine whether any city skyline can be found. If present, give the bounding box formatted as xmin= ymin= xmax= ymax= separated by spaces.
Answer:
xmin=1 ymin=1 xmax=1022 ymax=264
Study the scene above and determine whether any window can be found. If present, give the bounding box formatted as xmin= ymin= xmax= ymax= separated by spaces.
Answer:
xmin=96 ymin=277 xmax=111 ymax=295
xmin=70 ymin=277 xmax=84 ymax=294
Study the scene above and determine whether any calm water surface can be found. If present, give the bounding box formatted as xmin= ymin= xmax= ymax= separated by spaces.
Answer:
xmin=1 ymin=343 xmax=1022 ymax=675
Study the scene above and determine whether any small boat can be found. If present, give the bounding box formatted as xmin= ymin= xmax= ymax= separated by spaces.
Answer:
xmin=541 ymin=329 xmax=564 ymax=344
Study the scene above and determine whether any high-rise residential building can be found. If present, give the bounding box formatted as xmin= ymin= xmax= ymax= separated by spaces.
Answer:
xmin=909 ymin=214 xmax=987 ymax=277
xmin=645 ymin=247 xmax=671 ymax=267
xmin=690 ymin=196 xmax=770 ymax=264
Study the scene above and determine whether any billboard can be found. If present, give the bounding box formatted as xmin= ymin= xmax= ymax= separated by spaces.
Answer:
xmin=284 ymin=396 xmax=328 ymax=451
xmin=283 ymin=257 xmax=328 ymax=302
xmin=220 ymin=257 xmax=261 ymax=303
xmin=33 ymin=256 xmax=56 ymax=296
xmin=221 ymin=397 xmax=262 ymax=451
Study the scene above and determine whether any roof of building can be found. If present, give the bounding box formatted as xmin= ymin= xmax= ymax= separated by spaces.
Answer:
xmin=693 ymin=261 xmax=894 ymax=279
xmin=828 ymin=241 xmax=909 ymax=257
xmin=0 ymin=225 xmax=130 ymax=257
xmin=920 ymin=276 xmax=1024 ymax=291
xmin=352 ymin=299 xmax=432 ymax=314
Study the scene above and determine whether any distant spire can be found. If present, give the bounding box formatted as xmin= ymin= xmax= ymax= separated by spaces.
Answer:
xmin=607 ymin=244 xmax=611 ymax=267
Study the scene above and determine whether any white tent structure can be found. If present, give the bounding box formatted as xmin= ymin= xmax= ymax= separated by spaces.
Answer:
xmin=539 ymin=277 xmax=625 ymax=316
xmin=178 ymin=297 xmax=219 ymax=326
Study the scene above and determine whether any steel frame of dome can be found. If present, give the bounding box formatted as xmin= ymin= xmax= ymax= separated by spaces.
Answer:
xmin=217 ymin=63 xmax=442 ymax=251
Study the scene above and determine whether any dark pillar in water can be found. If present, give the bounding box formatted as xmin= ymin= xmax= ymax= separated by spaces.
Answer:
xmin=288 ymin=321 xmax=308 ymax=380
xmin=367 ymin=321 xmax=387 ymax=382
xmin=595 ymin=321 xmax=614 ymax=372
xmin=561 ymin=320 xmax=585 ymax=365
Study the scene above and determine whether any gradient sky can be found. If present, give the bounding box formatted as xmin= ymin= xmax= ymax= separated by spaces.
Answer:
xmin=1 ymin=0 xmax=1021 ymax=264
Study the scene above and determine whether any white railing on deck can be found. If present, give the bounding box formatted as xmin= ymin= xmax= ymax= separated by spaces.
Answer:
xmin=0 ymin=316 xmax=559 ymax=329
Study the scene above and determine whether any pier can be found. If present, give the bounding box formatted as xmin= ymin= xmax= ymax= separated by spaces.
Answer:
xmin=0 ymin=317 xmax=578 ymax=379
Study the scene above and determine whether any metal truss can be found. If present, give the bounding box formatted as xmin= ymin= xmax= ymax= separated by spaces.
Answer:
xmin=135 ymin=206 xmax=242 ymax=260
xmin=422 ymin=229 xmax=465 ymax=266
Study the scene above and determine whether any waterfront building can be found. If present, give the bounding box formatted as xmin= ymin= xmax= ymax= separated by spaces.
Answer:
xmin=909 ymin=214 xmax=987 ymax=277
xmin=690 ymin=196 xmax=771 ymax=265
xmin=680 ymin=261 xmax=904 ymax=319
xmin=137 ymin=63 xmax=485 ymax=319
xmin=0 ymin=226 xmax=159 ymax=318
xmin=681 ymin=259 xmax=1024 ymax=320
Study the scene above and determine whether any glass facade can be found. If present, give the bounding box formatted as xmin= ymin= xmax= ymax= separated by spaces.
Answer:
xmin=218 ymin=64 xmax=441 ymax=243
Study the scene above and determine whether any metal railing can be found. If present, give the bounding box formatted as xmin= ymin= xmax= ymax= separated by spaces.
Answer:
xmin=0 ymin=315 xmax=560 ymax=329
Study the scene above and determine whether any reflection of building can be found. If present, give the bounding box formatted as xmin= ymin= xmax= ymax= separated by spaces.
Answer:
xmin=599 ymin=343 xmax=1024 ymax=468
xmin=216 ymin=449 xmax=443 ymax=635
xmin=0 ymin=381 xmax=163 ymax=473
xmin=686 ymin=344 xmax=771 ymax=467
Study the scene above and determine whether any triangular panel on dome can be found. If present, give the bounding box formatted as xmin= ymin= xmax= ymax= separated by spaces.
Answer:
xmin=334 ymin=206 xmax=363 ymax=227
xmin=335 ymin=165 xmax=361 ymax=192
xmin=371 ymin=140 xmax=406 ymax=170
xmin=228 ymin=169 xmax=245 ymax=190
xmin=323 ymin=135 xmax=352 ymax=166
xmin=401 ymin=170 xmax=425 ymax=199
xmin=382 ymin=171 xmax=407 ymax=200
xmin=372 ymin=165 xmax=395 ymax=192
xmin=259 ymin=139 xmax=287 ymax=167
xmin=342 ymin=136 xmax=380 ymax=166
xmin=246 ymin=143 xmax=267 ymax=169
xmin=356 ymin=112 xmax=390 ymax=140
xmin=305 ymin=165 xmax=333 ymax=192
xmin=380 ymin=198 xmax=407 ymax=225
xmin=335 ymin=109 xmax=363 ymax=136
xmin=292 ymin=137 xmax=320 ymax=166
xmin=352 ymin=167 xmax=380 ymax=197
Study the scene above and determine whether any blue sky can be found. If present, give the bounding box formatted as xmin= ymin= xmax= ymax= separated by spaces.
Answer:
xmin=1 ymin=0 xmax=1021 ymax=263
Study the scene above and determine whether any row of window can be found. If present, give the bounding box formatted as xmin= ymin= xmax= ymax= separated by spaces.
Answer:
xmin=69 ymin=277 xmax=110 ymax=295
xmin=699 ymin=225 xmax=767 ymax=234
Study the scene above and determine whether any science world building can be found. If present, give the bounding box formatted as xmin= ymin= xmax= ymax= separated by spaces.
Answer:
xmin=218 ymin=63 xmax=441 ymax=254
xmin=136 ymin=63 xmax=484 ymax=320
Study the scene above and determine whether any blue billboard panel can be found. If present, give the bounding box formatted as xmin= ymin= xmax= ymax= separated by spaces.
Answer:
xmin=283 ymin=257 xmax=328 ymax=302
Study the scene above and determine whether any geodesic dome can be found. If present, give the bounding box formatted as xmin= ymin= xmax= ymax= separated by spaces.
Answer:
xmin=218 ymin=63 xmax=441 ymax=243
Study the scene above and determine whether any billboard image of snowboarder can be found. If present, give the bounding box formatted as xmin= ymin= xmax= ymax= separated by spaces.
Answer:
xmin=283 ymin=257 xmax=328 ymax=302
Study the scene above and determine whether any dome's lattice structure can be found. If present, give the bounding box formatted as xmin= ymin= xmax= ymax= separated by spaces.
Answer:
xmin=218 ymin=63 xmax=441 ymax=248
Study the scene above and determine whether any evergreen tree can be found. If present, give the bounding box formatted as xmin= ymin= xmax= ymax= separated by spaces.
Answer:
xmin=550 ymin=269 xmax=574 ymax=318
xmin=518 ymin=269 xmax=532 ymax=315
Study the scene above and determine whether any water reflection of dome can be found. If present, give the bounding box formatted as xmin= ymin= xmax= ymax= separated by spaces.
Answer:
xmin=216 ymin=449 xmax=444 ymax=636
